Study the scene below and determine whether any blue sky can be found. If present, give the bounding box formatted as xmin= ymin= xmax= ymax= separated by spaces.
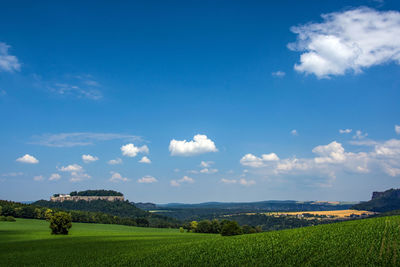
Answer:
xmin=1 ymin=0 xmax=400 ymax=203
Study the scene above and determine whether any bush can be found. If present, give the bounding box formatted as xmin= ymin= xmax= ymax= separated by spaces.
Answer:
xmin=220 ymin=221 xmax=243 ymax=236
xmin=6 ymin=216 xmax=16 ymax=222
xmin=49 ymin=212 xmax=72 ymax=235
xmin=0 ymin=216 xmax=6 ymax=221
xmin=196 ymin=220 xmax=212 ymax=233
xmin=179 ymin=227 xmax=185 ymax=233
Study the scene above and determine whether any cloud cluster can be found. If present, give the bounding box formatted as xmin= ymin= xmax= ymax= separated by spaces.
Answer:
xmin=121 ymin=143 xmax=149 ymax=157
xmin=59 ymin=164 xmax=90 ymax=182
xmin=0 ymin=42 xmax=20 ymax=72
xmin=16 ymin=154 xmax=39 ymax=164
xmin=289 ymin=7 xmax=400 ymax=78
xmin=82 ymin=154 xmax=98 ymax=163
xmin=170 ymin=176 xmax=194 ymax=187
xmin=137 ymin=175 xmax=157 ymax=183
xmin=169 ymin=134 xmax=218 ymax=156
xmin=33 ymin=175 xmax=44 ymax=181
xmin=241 ymin=138 xmax=400 ymax=187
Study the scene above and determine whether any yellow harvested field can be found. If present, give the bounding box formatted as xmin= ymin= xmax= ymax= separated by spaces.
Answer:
xmin=266 ymin=209 xmax=375 ymax=218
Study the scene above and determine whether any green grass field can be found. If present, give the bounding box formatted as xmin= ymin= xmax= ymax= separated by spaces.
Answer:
xmin=1 ymin=216 xmax=400 ymax=266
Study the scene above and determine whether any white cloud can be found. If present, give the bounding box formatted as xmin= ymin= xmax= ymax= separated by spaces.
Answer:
xmin=139 ymin=156 xmax=151 ymax=164
xmin=49 ymin=173 xmax=61 ymax=181
xmin=170 ymin=180 xmax=180 ymax=187
xmin=138 ymin=175 xmax=158 ymax=183
xmin=339 ymin=129 xmax=352 ymax=134
xmin=240 ymin=153 xmax=279 ymax=168
xmin=109 ymin=171 xmax=129 ymax=183
xmin=121 ymin=143 xmax=149 ymax=157
xmin=170 ymin=176 xmax=195 ymax=186
xmin=0 ymin=90 xmax=6 ymax=97
xmin=59 ymin=164 xmax=83 ymax=172
xmin=33 ymin=175 xmax=44 ymax=181
xmin=291 ymin=129 xmax=298 ymax=136
xmin=0 ymin=42 xmax=20 ymax=72
xmin=108 ymin=158 xmax=122 ymax=165
xmin=239 ymin=178 xmax=256 ymax=186
xmin=353 ymin=130 xmax=368 ymax=139
xmin=16 ymin=154 xmax=39 ymax=164
xmin=169 ymin=134 xmax=218 ymax=156
xmin=221 ymin=178 xmax=237 ymax=184
xmin=200 ymin=168 xmax=218 ymax=174
xmin=289 ymin=7 xmax=400 ymax=78
xmin=395 ymin=125 xmax=400 ymax=135
xmin=271 ymin=71 xmax=286 ymax=77
xmin=30 ymin=132 xmax=141 ymax=147
xmin=312 ymin=141 xmax=346 ymax=164
xmin=82 ymin=154 xmax=98 ymax=163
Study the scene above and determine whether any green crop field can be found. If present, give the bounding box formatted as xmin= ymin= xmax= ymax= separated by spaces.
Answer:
xmin=1 ymin=216 xmax=400 ymax=266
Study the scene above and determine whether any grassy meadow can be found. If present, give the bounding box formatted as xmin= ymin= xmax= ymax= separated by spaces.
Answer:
xmin=1 ymin=216 xmax=400 ymax=266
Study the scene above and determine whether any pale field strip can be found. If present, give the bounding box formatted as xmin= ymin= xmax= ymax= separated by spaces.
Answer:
xmin=244 ymin=209 xmax=376 ymax=218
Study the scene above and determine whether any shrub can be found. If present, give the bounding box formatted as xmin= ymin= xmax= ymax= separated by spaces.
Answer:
xmin=220 ymin=221 xmax=243 ymax=236
xmin=0 ymin=216 xmax=6 ymax=221
xmin=49 ymin=212 xmax=72 ymax=235
xmin=6 ymin=216 xmax=16 ymax=222
xmin=179 ymin=227 xmax=185 ymax=233
xmin=196 ymin=220 xmax=212 ymax=233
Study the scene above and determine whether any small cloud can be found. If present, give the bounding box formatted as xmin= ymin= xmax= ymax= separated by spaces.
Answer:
xmin=33 ymin=175 xmax=44 ymax=181
xmin=59 ymin=164 xmax=83 ymax=172
xmin=70 ymin=171 xmax=91 ymax=182
xmin=30 ymin=132 xmax=141 ymax=148
xmin=291 ymin=129 xmax=298 ymax=136
xmin=169 ymin=134 xmax=218 ymax=156
xmin=174 ymin=168 xmax=180 ymax=172
xmin=49 ymin=173 xmax=61 ymax=181
xmin=200 ymin=168 xmax=218 ymax=174
xmin=170 ymin=176 xmax=194 ymax=186
xmin=221 ymin=178 xmax=237 ymax=184
xmin=1 ymin=172 xmax=23 ymax=177
xmin=0 ymin=90 xmax=6 ymax=96
xmin=339 ymin=129 xmax=352 ymax=134
xmin=240 ymin=153 xmax=279 ymax=168
xmin=121 ymin=143 xmax=149 ymax=157
xmin=82 ymin=154 xmax=98 ymax=163
xmin=239 ymin=178 xmax=256 ymax=186
xmin=108 ymin=158 xmax=122 ymax=165
xmin=395 ymin=125 xmax=400 ymax=135
xmin=200 ymin=161 xmax=214 ymax=168
xmin=137 ymin=175 xmax=157 ymax=183
xmin=16 ymin=154 xmax=39 ymax=164
xmin=353 ymin=130 xmax=368 ymax=139
xmin=139 ymin=156 xmax=151 ymax=164
xmin=0 ymin=42 xmax=21 ymax=72
xmin=109 ymin=171 xmax=129 ymax=183
xmin=271 ymin=71 xmax=286 ymax=77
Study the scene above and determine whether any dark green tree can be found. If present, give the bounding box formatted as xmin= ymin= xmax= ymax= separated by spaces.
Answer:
xmin=196 ymin=220 xmax=212 ymax=233
xmin=49 ymin=212 xmax=72 ymax=235
xmin=220 ymin=220 xmax=243 ymax=236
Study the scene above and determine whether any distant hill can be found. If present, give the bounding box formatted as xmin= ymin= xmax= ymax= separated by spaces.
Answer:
xmin=353 ymin=188 xmax=400 ymax=212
